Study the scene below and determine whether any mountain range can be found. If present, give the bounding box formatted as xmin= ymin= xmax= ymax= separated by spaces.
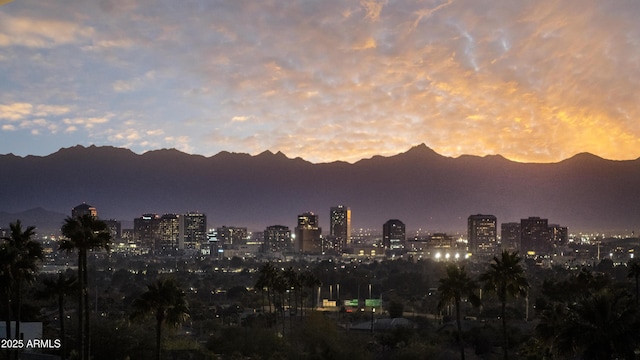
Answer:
xmin=1 ymin=144 xmax=639 ymax=234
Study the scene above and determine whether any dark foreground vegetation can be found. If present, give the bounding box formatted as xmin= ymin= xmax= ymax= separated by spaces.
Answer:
xmin=2 ymin=219 xmax=640 ymax=359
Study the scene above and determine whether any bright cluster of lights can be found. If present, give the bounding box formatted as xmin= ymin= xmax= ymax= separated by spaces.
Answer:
xmin=433 ymin=252 xmax=470 ymax=261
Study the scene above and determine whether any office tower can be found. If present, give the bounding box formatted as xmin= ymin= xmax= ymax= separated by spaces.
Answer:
xmin=429 ymin=233 xmax=454 ymax=248
xmin=549 ymin=224 xmax=568 ymax=247
xmin=468 ymin=214 xmax=497 ymax=255
xmin=295 ymin=212 xmax=322 ymax=253
xmin=121 ymin=229 xmax=133 ymax=243
xmin=159 ymin=214 xmax=180 ymax=251
xmin=263 ymin=225 xmax=292 ymax=253
xmin=520 ymin=217 xmax=551 ymax=254
xmin=216 ymin=226 xmax=248 ymax=246
xmin=501 ymin=222 xmax=521 ymax=252
xmin=72 ymin=203 xmax=97 ymax=218
xmin=207 ymin=229 xmax=222 ymax=257
xmin=133 ymin=214 xmax=161 ymax=249
xmin=179 ymin=212 xmax=207 ymax=250
xmin=248 ymin=231 xmax=264 ymax=246
xmin=329 ymin=205 xmax=351 ymax=253
xmin=382 ymin=219 xmax=406 ymax=249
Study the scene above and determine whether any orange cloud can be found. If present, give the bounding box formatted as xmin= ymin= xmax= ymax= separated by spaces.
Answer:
xmin=2 ymin=1 xmax=640 ymax=162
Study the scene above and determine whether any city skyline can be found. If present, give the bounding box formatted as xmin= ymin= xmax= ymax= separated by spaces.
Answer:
xmin=46 ymin=203 xmax=576 ymax=240
xmin=1 ymin=1 xmax=640 ymax=163
xmin=63 ymin=203 xmax=575 ymax=259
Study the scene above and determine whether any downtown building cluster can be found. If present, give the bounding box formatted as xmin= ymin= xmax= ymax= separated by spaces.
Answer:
xmin=73 ymin=203 xmax=569 ymax=261
xmin=467 ymin=214 xmax=568 ymax=257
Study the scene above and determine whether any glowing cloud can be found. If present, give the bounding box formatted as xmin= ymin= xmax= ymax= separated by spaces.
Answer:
xmin=0 ymin=0 xmax=639 ymax=162
xmin=0 ymin=103 xmax=32 ymax=121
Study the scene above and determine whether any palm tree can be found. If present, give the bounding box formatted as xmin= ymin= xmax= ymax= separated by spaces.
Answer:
xmin=255 ymin=262 xmax=278 ymax=318
xmin=627 ymin=259 xmax=640 ymax=305
xmin=271 ymin=271 xmax=288 ymax=336
xmin=60 ymin=214 xmax=111 ymax=360
xmin=283 ymin=267 xmax=301 ymax=321
xmin=437 ymin=264 xmax=481 ymax=360
xmin=38 ymin=273 xmax=78 ymax=360
xmin=540 ymin=290 xmax=640 ymax=359
xmin=131 ymin=278 xmax=190 ymax=360
xmin=301 ymin=270 xmax=321 ymax=314
xmin=534 ymin=301 xmax=569 ymax=358
xmin=479 ymin=250 xmax=529 ymax=360
xmin=2 ymin=220 xmax=43 ymax=340
xmin=0 ymin=243 xmax=16 ymax=358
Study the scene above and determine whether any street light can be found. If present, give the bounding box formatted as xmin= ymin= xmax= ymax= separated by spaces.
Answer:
xmin=371 ymin=307 xmax=375 ymax=334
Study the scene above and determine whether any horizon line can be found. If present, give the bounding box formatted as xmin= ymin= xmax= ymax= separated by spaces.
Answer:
xmin=2 ymin=143 xmax=637 ymax=165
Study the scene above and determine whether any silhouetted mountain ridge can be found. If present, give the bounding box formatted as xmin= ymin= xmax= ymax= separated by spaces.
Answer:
xmin=0 ymin=208 xmax=67 ymax=234
xmin=0 ymin=144 xmax=638 ymax=233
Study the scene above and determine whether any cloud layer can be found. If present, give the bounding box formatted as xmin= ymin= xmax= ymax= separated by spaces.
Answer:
xmin=1 ymin=0 xmax=639 ymax=163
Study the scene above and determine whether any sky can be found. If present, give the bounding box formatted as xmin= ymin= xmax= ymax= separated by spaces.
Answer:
xmin=1 ymin=0 xmax=640 ymax=164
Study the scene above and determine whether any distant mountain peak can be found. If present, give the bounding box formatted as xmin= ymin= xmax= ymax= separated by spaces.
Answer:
xmin=561 ymin=152 xmax=606 ymax=164
xmin=51 ymin=144 xmax=136 ymax=158
xmin=569 ymin=152 xmax=604 ymax=160
xmin=399 ymin=143 xmax=444 ymax=159
xmin=143 ymin=148 xmax=190 ymax=157
xmin=255 ymin=150 xmax=290 ymax=161
xmin=479 ymin=154 xmax=512 ymax=163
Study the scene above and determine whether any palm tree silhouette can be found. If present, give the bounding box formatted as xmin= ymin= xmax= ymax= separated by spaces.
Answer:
xmin=131 ymin=278 xmax=190 ymax=360
xmin=283 ymin=267 xmax=300 ymax=316
xmin=541 ymin=290 xmax=639 ymax=359
xmin=0 ymin=242 xmax=17 ymax=358
xmin=38 ymin=273 xmax=78 ymax=360
xmin=60 ymin=214 xmax=111 ymax=360
xmin=480 ymin=250 xmax=529 ymax=360
xmin=301 ymin=270 xmax=321 ymax=314
xmin=2 ymin=220 xmax=43 ymax=340
xmin=438 ymin=264 xmax=481 ymax=360
xmin=255 ymin=262 xmax=278 ymax=320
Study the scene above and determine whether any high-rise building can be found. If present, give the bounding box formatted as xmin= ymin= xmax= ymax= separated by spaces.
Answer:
xmin=329 ymin=205 xmax=351 ymax=253
xmin=263 ymin=225 xmax=292 ymax=253
xmin=133 ymin=214 xmax=161 ymax=249
xmin=382 ymin=219 xmax=406 ymax=250
xmin=520 ymin=217 xmax=551 ymax=254
xmin=429 ymin=233 xmax=455 ymax=249
xmin=207 ymin=229 xmax=222 ymax=257
xmin=468 ymin=214 xmax=497 ymax=255
xmin=549 ymin=224 xmax=568 ymax=247
xmin=72 ymin=203 xmax=97 ymax=218
xmin=179 ymin=212 xmax=207 ymax=250
xmin=216 ymin=226 xmax=248 ymax=246
xmin=295 ymin=212 xmax=322 ymax=254
xmin=500 ymin=222 xmax=521 ymax=252
xmin=159 ymin=214 xmax=180 ymax=251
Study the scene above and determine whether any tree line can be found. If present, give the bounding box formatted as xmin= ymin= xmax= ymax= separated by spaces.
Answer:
xmin=1 ymin=217 xmax=188 ymax=360
xmin=254 ymin=263 xmax=322 ymax=336
xmin=437 ymin=250 xmax=640 ymax=360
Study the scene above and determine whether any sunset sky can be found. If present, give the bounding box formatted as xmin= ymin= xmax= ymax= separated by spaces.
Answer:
xmin=1 ymin=0 xmax=639 ymax=163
